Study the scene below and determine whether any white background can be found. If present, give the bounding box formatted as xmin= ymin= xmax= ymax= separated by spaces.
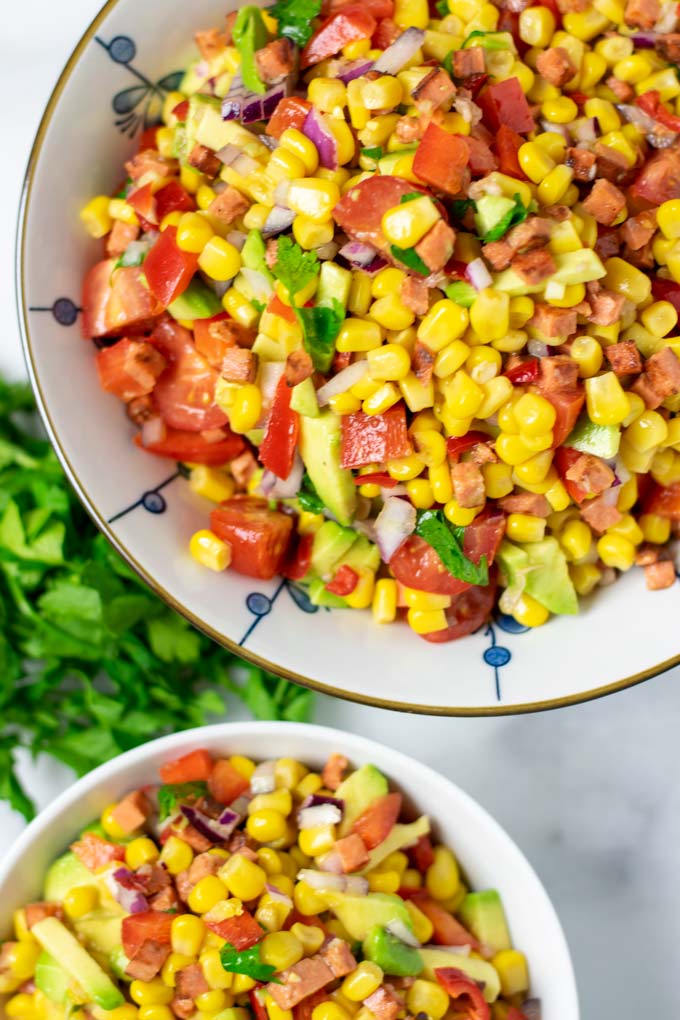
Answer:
xmin=1 ymin=3 xmax=680 ymax=1016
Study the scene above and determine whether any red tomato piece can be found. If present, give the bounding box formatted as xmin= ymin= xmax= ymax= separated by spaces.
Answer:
xmin=210 ymin=496 xmax=294 ymax=580
xmin=539 ymin=388 xmax=585 ymax=448
xmin=81 ymin=260 xmax=164 ymax=340
xmin=293 ymin=990 xmax=329 ymax=1020
xmin=637 ymin=90 xmax=680 ymax=132
xmin=144 ymin=227 xmax=198 ymax=306
xmin=326 ymin=564 xmax=360 ymax=596
xmin=413 ymin=124 xmax=470 ymax=195
xmin=282 ymin=532 xmax=315 ymax=581
xmin=352 ymin=792 xmax=402 ymax=850
xmin=340 ymin=404 xmax=412 ymax=468
xmin=407 ymin=894 xmax=480 ymax=948
xmin=352 ymin=472 xmax=398 ymax=487
xmin=137 ymin=126 xmax=159 ymax=151
xmin=644 ymin=480 xmax=680 ymax=518
xmin=372 ymin=16 xmax=401 ymax=47
xmin=122 ymin=913 xmax=174 ymax=958
xmin=506 ymin=1010 xmax=528 ymax=1020
xmin=194 ymin=313 xmax=232 ymax=368
xmin=334 ymin=175 xmax=425 ymax=253
xmin=495 ymin=8 xmax=525 ymax=52
xmin=630 ymin=146 xmax=680 ymax=206
xmin=390 ymin=536 xmax=472 ymax=596
xmin=70 ymin=832 xmax=125 ymax=872
xmin=323 ymin=0 xmax=393 ymax=14
xmin=249 ymin=989 xmax=269 ymax=1020
xmin=494 ymin=124 xmax=527 ymax=180
xmin=96 ymin=337 xmax=166 ymax=402
xmin=446 ymin=430 xmax=491 ymax=464
xmin=208 ymin=759 xmax=250 ymax=805
xmin=504 ymin=358 xmax=540 ymax=385
xmin=173 ymin=99 xmax=190 ymax=121
xmin=652 ymin=277 xmax=680 ymax=316
xmin=554 ymin=447 xmax=589 ymax=504
xmin=301 ymin=6 xmax=377 ymax=68
xmin=463 ymin=511 xmax=505 ymax=568
xmin=205 ymin=910 xmax=263 ymax=949
xmin=434 ymin=967 xmax=490 ymax=1020
xmin=150 ymin=318 xmax=228 ymax=432
xmin=260 ymin=375 xmax=300 ymax=480
xmin=155 ymin=180 xmax=196 ymax=221
xmin=159 ymin=748 xmax=214 ymax=784
xmin=421 ymin=581 xmax=497 ymax=643
xmin=266 ymin=97 xmax=313 ymax=139
xmin=407 ymin=834 xmax=435 ymax=873
xmin=462 ymin=135 xmax=498 ymax=177
xmin=478 ymin=78 xmax=535 ymax=134
xmin=127 ymin=182 xmax=158 ymax=226
xmin=134 ymin=427 xmax=243 ymax=466
xmin=266 ymin=293 xmax=298 ymax=323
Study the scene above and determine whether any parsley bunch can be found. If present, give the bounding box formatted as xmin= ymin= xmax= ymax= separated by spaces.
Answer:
xmin=0 ymin=380 xmax=313 ymax=821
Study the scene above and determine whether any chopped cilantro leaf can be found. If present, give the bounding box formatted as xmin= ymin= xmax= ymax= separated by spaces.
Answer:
xmin=220 ymin=943 xmax=279 ymax=983
xmin=361 ymin=146 xmax=383 ymax=160
xmin=400 ymin=192 xmax=427 ymax=204
xmin=298 ymin=301 xmax=345 ymax=374
xmin=272 ymin=236 xmax=320 ymax=299
xmin=298 ymin=472 xmax=325 ymax=515
xmin=449 ymin=198 xmax=477 ymax=222
xmin=390 ymin=244 xmax=430 ymax=277
xmin=461 ymin=30 xmax=511 ymax=49
xmin=436 ymin=0 xmax=449 ymax=13
xmin=443 ymin=51 xmax=455 ymax=77
xmin=158 ymin=782 xmax=208 ymax=821
xmin=415 ymin=510 xmax=489 ymax=585
xmin=269 ymin=0 xmax=322 ymax=47
xmin=481 ymin=194 xmax=529 ymax=243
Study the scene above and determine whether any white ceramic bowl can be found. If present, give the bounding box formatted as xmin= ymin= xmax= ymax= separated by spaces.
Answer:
xmin=17 ymin=0 xmax=680 ymax=714
xmin=0 ymin=722 xmax=579 ymax=1018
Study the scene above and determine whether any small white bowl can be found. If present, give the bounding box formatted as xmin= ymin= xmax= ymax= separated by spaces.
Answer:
xmin=0 ymin=722 xmax=578 ymax=1018
xmin=17 ymin=0 xmax=680 ymax=714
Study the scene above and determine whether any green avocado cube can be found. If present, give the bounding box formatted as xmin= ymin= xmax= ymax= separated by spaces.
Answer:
xmin=363 ymin=926 xmax=423 ymax=977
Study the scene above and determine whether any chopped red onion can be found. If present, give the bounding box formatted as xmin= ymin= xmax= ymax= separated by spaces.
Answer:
xmin=217 ymin=142 xmax=245 ymax=166
xmin=180 ymin=805 xmax=241 ymax=843
xmin=240 ymin=267 xmax=274 ymax=303
xmin=630 ymin=31 xmax=657 ymax=46
xmin=261 ymin=452 xmax=305 ymax=497
xmin=344 ymin=876 xmax=369 ymax=895
xmin=300 ymin=793 xmax=344 ymax=811
xmin=231 ymin=794 xmax=252 ymax=815
xmin=298 ymin=869 xmax=347 ymax=891
xmin=373 ymin=27 xmax=425 ymax=75
xmin=527 ymin=340 xmax=550 ymax=358
xmin=339 ymin=241 xmax=382 ymax=269
xmin=227 ymin=231 xmax=248 ymax=251
xmin=233 ymin=153 xmax=260 ymax=177
xmin=374 ymin=497 xmax=417 ymax=562
xmin=599 ymin=566 xmax=618 ymax=587
xmin=298 ymin=803 xmax=343 ymax=829
xmin=614 ymin=457 xmax=631 ymax=486
xmin=386 ymin=919 xmax=421 ymax=948
xmin=265 ymin=883 xmax=293 ymax=906
xmin=141 ymin=417 xmax=166 ymax=448
xmin=107 ymin=869 xmax=149 ymax=914
xmin=274 ymin=180 xmax=292 ymax=207
xmin=520 ymin=1000 xmax=542 ymax=1020
xmin=210 ymin=279 xmax=233 ymax=300
xmin=222 ymin=77 xmax=291 ymax=125
xmin=303 ymin=108 xmax=339 ymax=170
xmin=250 ymin=760 xmax=277 ymax=794
xmin=466 ymin=258 xmax=492 ymax=291
xmin=453 ymin=94 xmax=482 ymax=126
xmin=315 ymin=241 xmax=340 ymax=261
xmin=317 ymin=361 xmax=369 ymax=405
xmin=318 ymin=850 xmax=344 ymax=874
xmin=263 ymin=206 xmax=296 ymax=238
xmin=570 ymin=117 xmax=598 ymax=145
xmin=381 ymin=484 xmax=408 ymax=500
xmin=541 ymin=119 xmax=569 ymax=140
xmin=599 ymin=486 xmax=620 ymax=508
xmin=422 ymin=943 xmax=471 ymax=957
xmin=336 ymin=59 xmax=375 ymax=84
xmin=257 ymin=363 xmax=287 ymax=426
xmin=617 ymin=104 xmax=677 ymax=147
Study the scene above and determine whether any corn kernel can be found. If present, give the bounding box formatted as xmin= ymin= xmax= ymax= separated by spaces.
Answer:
xmin=199 ymin=237 xmax=242 ymax=281
xmin=367 ymin=343 xmax=412 ymax=381
xmin=493 ymin=950 xmax=529 ymax=997
xmin=287 ymin=179 xmax=339 ymax=223
xmin=125 ymin=837 xmax=159 ymax=871
xmin=187 ymin=876 xmax=228 ymax=915
xmin=176 ymin=211 xmax=214 ymax=253
xmin=640 ymin=513 xmax=671 ymax=544
xmin=426 ymin=845 xmax=459 ymax=901
xmin=63 ymin=885 xmax=99 ymax=920
xmin=603 ymin=257 xmax=652 ymax=305
xmin=108 ymin=198 xmax=139 ymax=226
xmin=160 ymin=836 xmax=194 ymax=876
xmin=189 ymin=466 xmax=234 ymax=504
xmin=506 ymin=513 xmax=547 ymax=543
xmin=336 ymin=318 xmax=382 ymax=353
xmin=382 ymin=197 xmax=440 ymax=249
xmin=406 ymin=980 xmax=450 ymax=1020
xmin=585 ymin=372 xmax=630 ymax=426
xmin=570 ymin=562 xmax=602 ymax=595
xmin=406 ymin=478 xmax=435 ymax=509
xmin=370 ymin=295 xmax=415 ymax=331
xmin=130 ymin=980 xmax=174 ymax=1007
xmin=512 ymin=592 xmax=550 ymax=627
xmin=407 ymin=607 xmax=449 ymax=634
xmin=298 ymin=826 xmax=336 ymax=857
xmin=470 ymin=289 xmax=510 ymax=341
xmin=518 ymin=142 xmax=555 ymax=183
xmin=372 ymin=578 xmax=398 ymax=624
xmin=190 ymin=529 xmax=232 ymax=572
xmin=80 ymin=195 xmax=113 ymax=238
xmin=419 ymin=301 xmax=469 ymax=352
xmin=597 ymin=533 xmax=636 ymax=570
xmin=171 ymin=915 xmax=206 ymax=958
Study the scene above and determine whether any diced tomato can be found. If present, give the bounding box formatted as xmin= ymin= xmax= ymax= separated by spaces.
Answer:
xmin=333 ymin=350 xmax=353 ymax=373
xmin=352 ymin=792 xmax=402 ymax=850
xmin=326 ymin=564 xmax=360 ymax=596
xmin=340 ymin=404 xmax=412 ymax=468
xmin=478 ymin=78 xmax=535 ymax=135
xmin=637 ymin=90 xmax=680 ymax=132
xmin=70 ymin=832 xmax=125 ymax=872
xmin=652 ymin=277 xmax=680 ymax=316
xmin=144 ymin=226 xmax=198 ymax=306
xmin=630 ymin=146 xmax=680 ymax=206
xmin=266 ymin=293 xmax=298 ymax=323
xmin=282 ymin=532 xmax=314 ymax=582
xmin=122 ymin=912 xmax=173 ymax=958
xmin=494 ymin=124 xmax=527 ymax=181
xmin=208 ymin=759 xmax=250 ymax=805
xmin=96 ymin=337 xmax=166 ymax=402
xmin=127 ymin=182 xmax=158 ymax=226
xmin=540 ymin=388 xmax=585 ymax=447
xmin=159 ymin=748 xmax=214 ymax=784
xmin=81 ymin=260 xmax=164 ymax=340
xmin=446 ymin=430 xmax=492 ymax=464
xmin=644 ymin=481 xmax=680 ymax=518
xmin=390 ymin=514 xmax=503 ymax=597
xmin=266 ymin=97 xmax=313 ymax=139
xmin=173 ymin=99 xmax=190 ymax=121
xmin=372 ymin=16 xmax=401 ymax=47
xmin=249 ymin=989 xmax=269 ymax=1020
xmin=135 ymin=427 xmax=244 ymax=466
xmin=334 ymin=175 xmax=425 ymax=253
xmin=421 ymin=580 xmax=497 ymax=643
xmin=137 ymin=126 xmax=159 ymax=151
xmin=211 ymin=496 xmax=294 ymax=580
xmin=205 ymin=909 xmax=264 ymax=949
xmin=495 ymin=8 xmax=525 ymax=53
xmin=434 ymin=967 xmax=490 ymax=1020
xmin=406 ymin=894 xmax=480 ymax=948
xmin=462 ymin=135 xmax=497 ymax=177
xmin=567 ymin=90 xmax=589 ymax=107
xmin=110 ymin=791 xmax=150 ymax=835
xmin=504 ymin=358 xmax=540 ymax=385
xmin=463 ymin=72 xmax=489 ymax=99
xmin=352 ymin=472 xmax=398 ymax=487
xmin=150 ymin=318 xmax=228 ymax=431
xmin=413 ymin=124 xmax=470 ymax=196
xmin=507 ymin=1010 xmax=528 ymax=1020
xmin=301 ymin=6 xmax=377 ymax=68
xmin=194 ymin=313 xmax=232 ymax=367
xmin=407 ymin=834 xmax=435 ymax=873
xmin=463 ymin=511 xmax=506 ymax=568
xmin=323 ymin=0 xmax=393 ymax=14
xmin=553 ymin=446 xmax=589 ymax=504
xmin=260 ymin=375 xmax=300 ymax=481
xmin=155 ymin=180 xmax=196 ymax=221
xmin=293 ymin=989 xmax=329 ymax=1020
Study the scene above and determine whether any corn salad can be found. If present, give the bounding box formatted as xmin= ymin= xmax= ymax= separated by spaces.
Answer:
xmin=0 ymin=749 xmax=533 ymax=1019
xmin=80 ymin=0 xmax=680 ymax=644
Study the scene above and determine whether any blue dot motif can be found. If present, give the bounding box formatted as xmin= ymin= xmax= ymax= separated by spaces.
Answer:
xmin=246 ymin=593 xmax=272 ymax=617
xmin=141 ymin=491 xmax=166 ymax=514
xmin=109 ymin=36 xmax=136 ymax=64
xmin=484 ymin=645 xmax=511 ymax=669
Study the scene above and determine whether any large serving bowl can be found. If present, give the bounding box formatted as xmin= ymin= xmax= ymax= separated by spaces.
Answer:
xmin=0 ymin=722 xmax=579 ymax=1018
xmin=17 ymin=0 xmax=680 ymax=714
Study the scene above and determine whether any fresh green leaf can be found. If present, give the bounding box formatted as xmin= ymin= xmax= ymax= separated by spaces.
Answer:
xmin=269 ymin=0 xmax=322 ymax=47
xmin=461 ymin=29 xmax=511 ymax=49
xmin=220 ymin=942 xmax=279 ymax=982
xmin=297 ymin=300 xmax=345 ymax=374
xmin=361 ymin=146 xmax=383 ymax=160
xmin=443 ymin=50 xmax=455 ymax=77
xmin=298 ymin=472 xmax=325 ymax=515
xmin=158 ymin=782 xmax=208 ymax=821
xmin=113 ymin=245 xmax=146 ymax=271
xmin=232 ymin=6 xmax=269 ymax=95
xmin=399 ymin=192 xmax=427 ymax=205
xmin=481 ymin=194 xmax=529 ymax=243
xmin=450 ymin=198 xmax=477 ymax=222
xmin=390 ymin=245 xmax=431 ymax=277
xmin=435 ymin=0 xmax=449 ymax=14
xmin=272 ymin=236 xmax=320 ymax=301
xmin=444 ymin=281 xmax=477 ymax=308
xmin=415 ymin=510 xmax=489 ymax=585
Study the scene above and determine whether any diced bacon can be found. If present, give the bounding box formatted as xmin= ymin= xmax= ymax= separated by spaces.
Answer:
xmin=188 ymin=143 xmax=221 ymax=178
xmin=498 ymin=493 xmax=550 ymax=516
xmin=125 ymin=149 xmax=177 ymax=182
xmin=176 ymin=963 xmax=210 ymax=1000
xmin=125 ymin=941 xmax=171 ymax=982
xmin=586 ymin=287 xmax=626 ymax=327
xmin=106 ymin=220 xmax=140 ymax=258
xmin=373 ymin=17 xmax=402 ymax=48
xmin=230 ymin=449 xmax=259 ymax=487
xmin=222 ymin=348 xmax=258 ymax=384
xmin=255 ymin=38 xmax=297 ymax=84
xmin=636 ymin=543 xmax=660 ymax=566
xmin=412 ymin=69 xmax=457 ymax=112
xmin=195 ymin=27 xmax=228 ymax=60
xmin=451 ymin=461 xmax=485 ymax=508
xmin=632 ymin=372 xmax=665 ymax=409
xmin=267 ymin=956 xmax=336 ymax=1009
xmin=565 ymin=147 xmax=596 ymax=182
xmin=322 ymin=753 xmax=348 ymax=790
xmin=150 ymin=886 xmax=179 ymax=913
xmin=414 ymin=219 xmax=456 ymax=272
xmin=166 ymin=822 xmax=212 ymax=853
xmin=624 ymin=239 xmax=655 ymax=269
xmin=453 ymin=47 xmax=486 ymax=77
xmin=535 ymin=47 xmax=576 ymax=87
xmin=395 ymin=110 xmax=444 ymax=144
xmin=594 ymin=228 xmax=621 ymax=260
xmin=401 ymin=276 xmax=430 ymax=315
xmin=605 ymin=340 xmax=642 ymax=376
xmin=188 ymin=852 xmax=223 ymax=887
xmin=593 ymin=142 xmax=635 ymax=186
xmin=530 ymin=303 xmax=578 ymax=338
xmin=644 ymin=560 xmax=676 ymax=590
xmin=580 ymin=494 xmax=622 ymax=532
xmin=208 ymin=186 xmax=250 ymax=225
xmin=582 ymin=178 xmax=626 ymax=226
xmin=265 ymin=238 xmax=279 ymax=269
xmin=171 ymin=997 xmax=195 ymax=1020
xmin=538 ymin=354 xmax=579 ymax=391
xmin=556 ymin=0 xmax=589 ymax=10
xmin=97 ymin=339 xmax=167 ymax=403
xmin=512 ymin=247 xmax=556 ymax=284
xmin=224 ymin=10 xmax=238 ymax=44
xmin=320 ymin=938 xmax=357 ymax=978
xmin=110 ymin=790 xmax=152 ymax=835
xmin=25 ymin=903 xmax=63 ymax=929
xmin=334 ymin=833 xmax=370 ymax=873
xmin=645 ymin=346 xmax=680 ymax=399
xmin=469 ymin=442 xmax=497 ymax=465
xmin=542 ymin=204 xmax=570 ymax=221
xmin=412 ymin=341 xmax=436 ymax=384
xmin=363 ymin=987 xmax=404 ymax=1020
xmin=624 ymin=0 xmax=660 ymax=29
xmin=565 ymin=453 xmax=615 ymax=495
xmin=505 ymin=216 xmax=552 ymax=253
xmin=285 ymin=350 xmax=314 ymax=387
xmin=482 ymin=239 xmax=513 ymax=271
xmin=656 ymin=33 xmax=680 ymax=62
xmin=71 ymin=832 xmax=126 ymax=871
xmin=606 ymin=75 xmax=634 ymax=102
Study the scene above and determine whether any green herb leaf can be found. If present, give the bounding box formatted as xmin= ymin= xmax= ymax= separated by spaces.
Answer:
xmin=390 ymin=245 xmax=430 ymax=277
xmin=461 ymin=29 xmax=511 ymax=49
xmin=399 ymin=192 xmax=427 ymax=205
xmin=444 ymin=280 xmax=477 ymax=307
xmin=443 ymin=50 xmax=455 ymax=77
xmin=158 ymin=782 xmax=208 ymax=821
xmin=272 ymin=236 xmax=320 ymax=300
xmin=220 ymin=942 xmax=279 ymax=982
xmin=297 ymin=301 xmax=345 ymax=374
xmin=232 ymin=6 xmax=269 ymax=95
xmin=481 ymin=194 xmax=529 ymax=243
xmin=298 ymin=472 xmax=325 ymax=514
xmin=113 ymin=245 xmax=146 ymax=272
xmin=415 ymin=510 xmax=489 ymax=585
xmin=361 ymin=146 xmax=384 ymax=160
xmin=449 ymin=198 xmax=477 ymax=222
xmin=269 ymin=0 xmax=322 ymax=47
xmin=436 ymin=0 xmax=449 ymax=14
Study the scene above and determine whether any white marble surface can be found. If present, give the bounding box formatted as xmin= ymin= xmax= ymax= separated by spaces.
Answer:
xmin=1 ymin=4 xmax=680 ymax=1017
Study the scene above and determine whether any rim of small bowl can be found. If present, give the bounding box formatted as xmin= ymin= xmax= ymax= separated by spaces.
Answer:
xmin=0 ymin=721 xmax=579 ymax=1016
xmin=14 ymin=0 xmax=680 ymax=716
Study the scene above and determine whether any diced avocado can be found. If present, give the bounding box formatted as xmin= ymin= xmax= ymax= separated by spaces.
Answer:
xmin=187 ymin=94 xmax=228 ymax=152
xmin=497 ymin=538 xmax=578 ymax=616
xmin=419 ymin=948 xmax=501 ymax=1003
xmin=43 ymin=852 xmax=94 ymax=902
xmin=307 ymin=577 xmax=348 ymax=608
xmin=553 ymin=249 xmax=606 ymax=287
xmin=317 ymin=262 xmax=352 ymax=309
xmin=474 ymin=195 xmax=516 ymax=238
xmin=566 ymin=413 xmax=621 ymax=459
xmin=299 ymin=411 xmax=357 ymax=526
xmin=109 ymin=946 xmax=130 ymax=980
xmin=336 ymin=764 xmax=389 ymax=836
xmin=340 ymin=535 xmax=381 ymax=575
xmin=172 ymin=122 xmax=190 ymax=164
xmin=290 ymin=377 xmax=320 ymax=418
xmin=74 ymin=914 xmax=124 ymax=959
xmin=251 ymin=335 xmax=284 ymax=362
xmin=246 ymin=428 xmax=265 ymax=447
xmin=167 ymin=278 xmax=222 ymax=321
xmin=458 ymin=890 xmax=512 ymax=954
xmin=363 ymin=816 xmax=431 ymax=872
xmin=363 ymin=926 xmax=423 ymax=977
xmin=311 ymin=521 xmax=357 ymax=577
xmin=35 ymin=952 xmax=71 ymax=1005
xmin=242 ymin=230 xmax=274 ymax=283
xmin=32 ymin=918 xmax=124 ymax=1011
xmin=321 ymin=892 xmax=414 ymax=942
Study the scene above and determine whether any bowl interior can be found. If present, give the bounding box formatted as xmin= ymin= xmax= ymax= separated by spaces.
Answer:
xmin=18 ymin=0 xmax=680 ymax=714
xmin=0 ymin=722 xmax=578 ymax=1018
